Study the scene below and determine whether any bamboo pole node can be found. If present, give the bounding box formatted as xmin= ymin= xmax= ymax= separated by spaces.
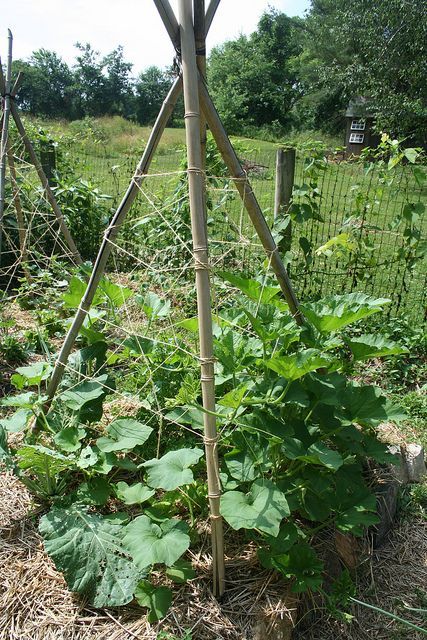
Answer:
xmin=187 ymin=166 xmax=205 ymax=175
xmin=76 ymin=304 xmax=90 ymax=315
xmin=201 ymin=374 xmax=215 ymax=381
xmin=184 ymin=111 xmax=200 ymax=119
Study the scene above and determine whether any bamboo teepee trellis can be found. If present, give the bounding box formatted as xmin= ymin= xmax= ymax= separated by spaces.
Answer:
xmin=0 ymin=30 xmax=82 ymax=269
xmin=44 ymin=0 xmax=304 ymax=597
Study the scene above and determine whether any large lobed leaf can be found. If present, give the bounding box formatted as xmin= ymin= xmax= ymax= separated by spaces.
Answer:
xmin=142 ymin=447 xmax=204 ymax=491
xmin=123 ymin=516 xmax=190 ymax=569
xmin=97 ymin=418 xmax=153 ymax=453
xmin=266 ymin=349 xmax=330 ymax=381
xmin=345 ymin=334 xmax=408 ymax=361
xmin=39 ymin=506 xmax=140 ymax=607
xmin=217 ymin=271 xmax=281 ymax=304
xmin=301 ymin=293 xmax=390 ymax=333
xmin=221 ymin=479 xmax=290 ymax=536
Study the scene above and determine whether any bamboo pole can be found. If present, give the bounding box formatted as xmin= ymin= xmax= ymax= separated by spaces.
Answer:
xmin=198 ymin=77 xmax=303 ymax=324
xmin=6 ymin=138 xmax=31 ymax=282
xmin=153 ymin=0 xmax=180 ymax=52
xmin=10 ymin=101 xmax=83 ymax=265
xmin=45 ymin=76 xmax=183 ymax=403
xmin=205 ymin=0 xmax=221 ymax=32
xmin=194 ymin=0 xmax=207 ymax=220
xmin=0 ymin=30 xmax=13 ymax=265
xmin=178 ymin=0 xmax=225 ymax=597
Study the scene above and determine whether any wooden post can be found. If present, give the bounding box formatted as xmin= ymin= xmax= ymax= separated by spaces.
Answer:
xmin=0 ymin=29 xmax=13 ymax=265
xmin=40 ymin=140 xmax=57 ymax=187
xmin=274 ymin=147 xmax=295 ymax=256
xmin=198 ymin=77 xmax=303 ymax=324
xmin=178 ymin=0 xmax=225 ymax=597
xmin=45 ymin=76 xmax=182 ymax=403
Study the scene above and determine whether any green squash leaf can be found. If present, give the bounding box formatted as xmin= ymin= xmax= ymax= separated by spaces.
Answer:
xmin=61 ymin=378 xmax=106 ymax=411
xmin=0 ymin=408 xmax=32 ymax=433
xmin=346 ymin=334 xmax=408 ymax=361
xmin=221 ymin=479 xmax=290 ymax=536
xmin=0 ymin=392 xmax=37 ymax=408
xmin=115 ymin=482 xmax=155 ymax=505
xmin=343 ymin=384 xmax=406 ymax=425
xmin=124 ymin=516 xmax=190 ymax=568
xmin=63 ymin=276 xmax=103 ymax=309
xmin=134 ymin=580 xmax=172 ymax=623
xmin=99 ymin=279 xmax=133 ymax=307
xmin=142 ymin=448 xmax=204 ymax=491
xmin=165 ymin=559 xmax=195 ymax=584
xmin=225 ymin=432 xmax=272 ymax=482
xmin=298 ymin=443 xmax=344 ymax=471
xmin=39 ymin=506 xmax=140 ymax=607
xmin=137 ymin=291 xmax=171 ymax=319
xmin=217 ymin=271 xmax=281 ymax=304
xmin=271 ymin=543 xmax=324 ymax=593
xmin=301 ymin=293 xmax=390 ymax=333
xmin=97 ymin=418 xmax=153 ymax=452
xmin=266 ymin=349 xmax=330 ymax=381
xmin=12 ymin=361 xmax=53 ymax=387
xmin=54 ymin=425 xmax=86 ymax=452
xmin=74 ymin=477 xmax=112 ymax=506
xmin=335 ymin=506 xmax=380 ymax=536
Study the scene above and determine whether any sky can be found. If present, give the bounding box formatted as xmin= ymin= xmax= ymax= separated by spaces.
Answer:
xmin=2 ymin=0 xmax=310 ymax=76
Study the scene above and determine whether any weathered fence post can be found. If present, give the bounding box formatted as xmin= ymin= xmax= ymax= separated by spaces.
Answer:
xmin=274 ymin=147 xmax=296 ymax=257
xmin=40 ymin=140 xmax=57 ymax=187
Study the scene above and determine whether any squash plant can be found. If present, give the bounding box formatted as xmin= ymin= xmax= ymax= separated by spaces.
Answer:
xmin=0 ymin=274 xmax=407 ymax=619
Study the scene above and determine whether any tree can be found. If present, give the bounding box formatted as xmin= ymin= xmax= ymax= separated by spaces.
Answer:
xmin=102 ymin=46 xmax=134 ymax=117
xmin=13 ymin=50 xmax=73 ymax=118
xmin=300 ymin=0 xmax=427 ymax=142
xmin=135 ymin=66 xmax=171 ymax=125
xmin=208 ymin=9 xmax=303 ymax=135
xmin=72 ymin=43 xmax=107 ymax=118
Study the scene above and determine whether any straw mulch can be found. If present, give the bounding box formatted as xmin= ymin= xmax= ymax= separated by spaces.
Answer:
xmin=1 ymin=469 xmax=426 ymax=640
xmin=0 ymin=471 xmax=298 ymax=640
xmin=294 ymin=518 xmax=427 ymax=640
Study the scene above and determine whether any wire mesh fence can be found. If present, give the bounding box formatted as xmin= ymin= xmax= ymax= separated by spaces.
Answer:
xmin=59 ymin=140 xmax=426 ymax=323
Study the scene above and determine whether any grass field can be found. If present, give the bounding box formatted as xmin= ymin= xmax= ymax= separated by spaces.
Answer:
xmin=14 ymin=114 xmax=427 ymax=320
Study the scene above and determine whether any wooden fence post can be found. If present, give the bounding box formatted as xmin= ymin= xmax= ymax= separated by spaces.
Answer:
xmin=40 ymin=141 xmax=57 ymax=187
xmin=274 ymin=147 xmax=296 ymax=257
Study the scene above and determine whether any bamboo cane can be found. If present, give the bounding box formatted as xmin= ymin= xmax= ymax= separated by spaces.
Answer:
xmin=178 ymin=0 xmax=225 ymax=597
xmin=205 ymin=0 xmax=221 ymax=32
xmin=198 ymin=77 xmax=303 ymax=324
xmin=153 ymin=0 xmax=180 ymax=52
xmin=194 ymin=0 xmax=207 ymax=220
xmin=0 ymin=30 xmax=13 ymax=265
xmin=45 ymin=76 xmax=183 ymax=403
xmin=6 ymin=138 xmax=31 ymax=282
xmin=10 ymin=101 xmax=83 ymax=265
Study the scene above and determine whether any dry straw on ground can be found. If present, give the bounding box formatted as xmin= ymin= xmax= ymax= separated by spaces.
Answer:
xmin=1 ymin=469 xmax=426 ymax=640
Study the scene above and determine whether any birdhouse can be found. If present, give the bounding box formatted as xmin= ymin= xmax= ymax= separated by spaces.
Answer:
xmin=345 ymin=97 xmax=379 ymax=157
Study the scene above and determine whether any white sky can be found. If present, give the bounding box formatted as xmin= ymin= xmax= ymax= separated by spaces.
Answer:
xmin=2 ymin=0 xmax=310 ymax=76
